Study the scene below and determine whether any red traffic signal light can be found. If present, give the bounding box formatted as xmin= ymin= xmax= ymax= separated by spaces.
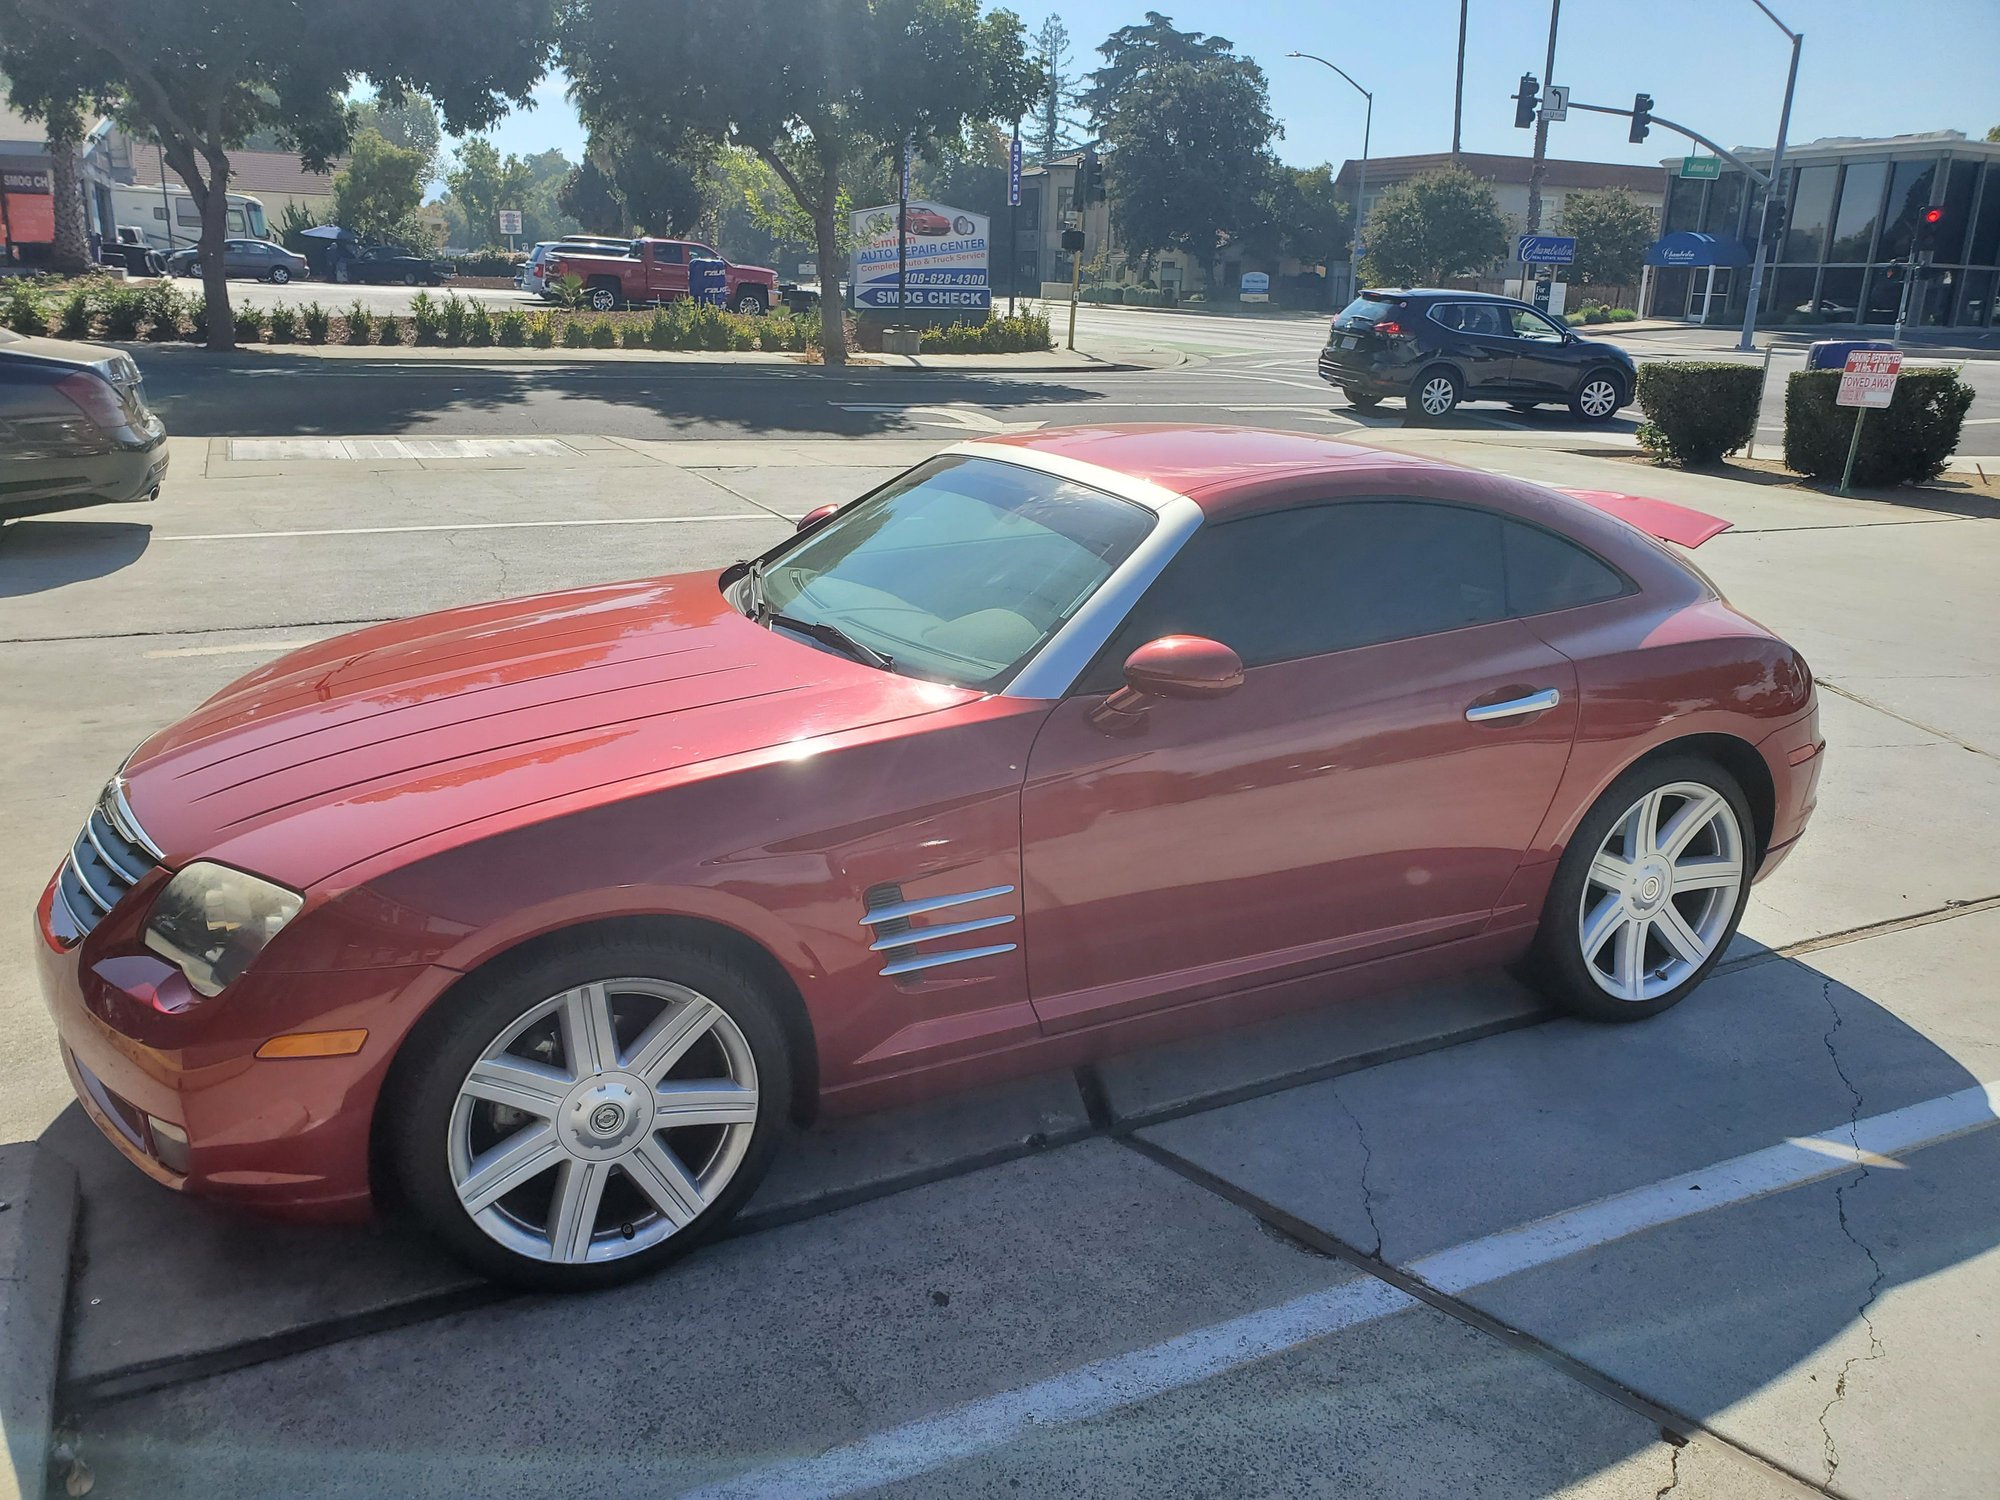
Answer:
xmin=1913 ymin=203 xmax=1946 ymax=256
xmin=1921 ymin=206 xmax=1945 ymax=225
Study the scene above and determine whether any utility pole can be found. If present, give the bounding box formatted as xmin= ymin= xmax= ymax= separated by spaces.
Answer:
xmin=1524 ymin=0 xmax=1561 ymax=233
xmin=1737 ymin=3 xmax=1802 ymax=351
xmin=1452 ymin=0 xmax=1469 ymax=158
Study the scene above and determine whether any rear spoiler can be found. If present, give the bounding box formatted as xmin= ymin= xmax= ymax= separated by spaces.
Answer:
xmin=1554 ymin=488 xmax=1731 ymax=548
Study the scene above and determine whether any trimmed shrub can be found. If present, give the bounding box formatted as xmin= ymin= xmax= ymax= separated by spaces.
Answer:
xmin=377 ymin=313 xmax=403 ymax=344
xmin=464 ymin=301 xmax=494 ymax=346
xmin=1634 ymin=361 xmax=1762 ymax=466
xmin=300 ymin=301 xmax=331 ymax=343
xmin=1 ymin=279 xmax=49 ymax=334
xmin=100 ymin=287 xmax=146 ymax=339
xmin=622 ymin=318 xmax=651 ymax=349
xmin=440 ymin=293 xmax=470 ymax=345
xmin=1608 ymin=307 xmax=1638 ymax=322
xmin=1783 ymin=367 xmax=1973 ymax=488
xmin=587 ymin=318 xmax=618 ymax=348
xmin=450 ymin=249 xmax=521 ymax=278
xmin=266 ymin=304 xmax=298 ymax=343
xmin=496 ymin=309 xmax=530 ymax=346
xmin=57 ymin=287 xmax=94 ymax=338
xmin=344 ymin=301 xmax=375 ymax=344
xmin=232 ymin=303 xmax=266 ymax=342
xmin=187 ymin=297 xmax=210 ymax=343
xmin=918 ymin=311 xmax=1055 ymax=354
xmin=409 ymin=292 xmax=442 ymax=344
xmin=562 ymin=319 xmax=591 ymax=348
xmin=528 ymin=312 xmax=556 ymax=348
xmin=140 ymin=281 xmax=186 ymax=340
xmin=1584 ymin=308 xmax=1611 ymax=325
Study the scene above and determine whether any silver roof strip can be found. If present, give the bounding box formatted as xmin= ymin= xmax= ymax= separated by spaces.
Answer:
xmin=867 ymin=913 xmax=1015 ymax=953
xmin=879 ymin=942 xmax=1018 ymax=978
xmin=860 ymin=884 xmax=1015 ymax=927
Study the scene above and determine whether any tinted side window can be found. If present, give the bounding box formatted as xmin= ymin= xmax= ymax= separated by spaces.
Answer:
xmin=1502 ymin=521 xmax=1627 ymax=614
xmin=1088 ymin=501 xmax=1508 ymax=687
xmin=653 ymin=243 xmax=684 ymax=264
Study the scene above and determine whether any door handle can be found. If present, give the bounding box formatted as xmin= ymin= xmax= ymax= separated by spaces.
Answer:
xmin=1465 ymin=688 xmax=1561 ymax=722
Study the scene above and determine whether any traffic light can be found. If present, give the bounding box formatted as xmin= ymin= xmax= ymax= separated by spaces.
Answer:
xmin=1513 ymin=74 xmax=1540 ymax=130
xmin=1081 ymin=148 xmax=1104 ymax=205
xmin=1913 ymin=204 xmax=1945 ymax=258
xmin=1628 ymin=93 xmax=1654 ymax=144
xmin=1763 ymin=197 xmax=1789 ymax=249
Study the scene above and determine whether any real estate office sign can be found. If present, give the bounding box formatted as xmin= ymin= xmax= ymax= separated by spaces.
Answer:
xmin=849 ymin=200 xmax=991 ymax=311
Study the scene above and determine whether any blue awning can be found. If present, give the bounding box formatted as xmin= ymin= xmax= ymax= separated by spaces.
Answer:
xmin=1645 ymin=232 xmax=1750 ymax=268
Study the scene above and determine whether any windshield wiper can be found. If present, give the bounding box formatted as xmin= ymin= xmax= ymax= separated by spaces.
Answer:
xmin=741 ymin=559 xmax=768 ymax=621
xmin=767 ymin=613 xmax=893 ymax=671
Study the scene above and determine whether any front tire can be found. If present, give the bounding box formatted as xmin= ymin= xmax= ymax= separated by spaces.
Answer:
xmin=1407 ymin=367 xmax=1462 ymax=423
xmin=735 ymin=290 xmax=768 ymax=316
xmin=1531 ymin=756 xmax=1753 ymax=1022
xmin=1570 ymin=370 xmax=1623 ymax=422
xmin=383 ymin=935 xmax=792 ymax=1290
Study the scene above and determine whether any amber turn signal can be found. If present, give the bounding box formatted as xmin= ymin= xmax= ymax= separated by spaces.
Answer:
xmin=256 ymin=1029 xmax=368 ymax=1059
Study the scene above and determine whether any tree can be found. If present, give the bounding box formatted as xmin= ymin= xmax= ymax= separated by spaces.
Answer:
xmin=1558 ymin=186 xmax=1656 ymax=288
xmin=444 ymin=136 xmax=534 ymax=247
xmin=0 ymin=0 xmax=555 ymax=347
xmin=560 ymin=158 xmax=627 ymax=235
xmin=352 ymin=91 xmax=443 ymax=173
xmin=1028 ymin=16 xmax=1082 ymax=165
xmin=597 ymin=126 xmax=716 ymax=235
xmin=1087 ymin=17 xmax=1277 ymax=289
xmin=1988 ymin=125 xmax=2000 ymax=143
xmin=333 ymin=127 xmax=429 ymax=242
xmin=561 ymin=0 xmax=1040 ymax=365
xmin=1356 ymin=167 xmax=1507 ymax=286
xmin=41 ymin=95 xmax=90 ymax=272
xmin=1251 ymin=162 xmax=1349 ymax=269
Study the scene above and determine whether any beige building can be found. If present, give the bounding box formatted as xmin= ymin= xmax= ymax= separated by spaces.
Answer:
xmin=1010 ymin=151 xmax=1114 ymax=298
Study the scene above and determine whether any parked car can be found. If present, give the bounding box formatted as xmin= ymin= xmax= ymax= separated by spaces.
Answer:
xmin=35 ymin=426 xmax=1819 ymax=1289
xmin=346 ymin=246 xmax=453 ymax=286
xmin=544 ymin=237 xmax=779 ymax=314
xmin=0 ymin=327 xmax=168 ymax=523
xmin=1319 ymin=289 xmax=1637 ymax=422
xmin=520 ymin=237 xmax=636 ymax=296
xmin=166 ymin=238 xmax=310 ymax=284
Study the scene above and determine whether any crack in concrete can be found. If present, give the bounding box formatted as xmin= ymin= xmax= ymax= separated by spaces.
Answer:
xmin=1653 ymin=1434 xmax=1684 ymax=1499
xmin=1329 ymin=1083 xmax=1384 ymax=1259
xmin=1815 ymin=975 xmax=1889 ymax=1490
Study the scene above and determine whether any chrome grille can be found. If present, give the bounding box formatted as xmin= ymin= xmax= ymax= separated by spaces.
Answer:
xmin=55 ymin=780 xmax=161 ymax=940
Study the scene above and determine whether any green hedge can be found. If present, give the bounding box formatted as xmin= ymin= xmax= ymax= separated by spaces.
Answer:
xmin=1635 ymin=361 xmax=1763 ymax=466
xmin=918 ymin=311 xmax=1054 ymax=353
xmin=1783 ymin=367 xmax=1973 ymax=487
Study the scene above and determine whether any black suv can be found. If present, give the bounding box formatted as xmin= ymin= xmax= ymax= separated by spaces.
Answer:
xmin=1318 ymin=289 xmax=1636 ymax=423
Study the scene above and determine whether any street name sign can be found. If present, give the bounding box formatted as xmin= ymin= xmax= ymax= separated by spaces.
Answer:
xmin=1680 ymin=156 xmax=1722 ymax=180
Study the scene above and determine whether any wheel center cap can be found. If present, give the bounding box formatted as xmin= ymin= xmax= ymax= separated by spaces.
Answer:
xmin=1632 ymin=863 xmax=1670 ymax=913
xmin=559 ymin=1072 xmax=654 ymax=1160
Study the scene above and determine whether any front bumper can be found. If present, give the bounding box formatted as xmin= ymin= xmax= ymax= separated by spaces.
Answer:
xmin=34 ymin=869 xmax=439 ymax=1221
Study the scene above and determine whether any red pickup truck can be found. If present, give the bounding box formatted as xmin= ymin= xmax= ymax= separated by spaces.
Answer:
xmin=544 ymin=238 xmax=780 ymax=314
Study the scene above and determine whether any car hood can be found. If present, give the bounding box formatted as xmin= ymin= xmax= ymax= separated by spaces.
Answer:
xmin=122 ymin=574 xmax=978 ymax=888
xmin=1573 ymin=336 xmax=1635 ymax=365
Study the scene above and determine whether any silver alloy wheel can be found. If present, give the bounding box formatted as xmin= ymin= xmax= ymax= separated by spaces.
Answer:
xmin=447 ymin=977 xmax=759 ymax=1264
xmin=1419 ymin=375 xmax=1457 ymax=416
xmin=590 ymin=286 xmax=616 ymax=311
xmin=1578 ymin=781 xmax=1745 ymax=1003
xmin=1578 ymin=377 xmax=1619 ymax=418
xmin=270 ymin=267 xmax=290 ymax=283
xmin=736 ymin=294 xmax=762 ymax=315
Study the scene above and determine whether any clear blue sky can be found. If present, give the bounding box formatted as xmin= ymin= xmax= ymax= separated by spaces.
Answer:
xmin=445 ymin=0 xmax=2000 ymax=176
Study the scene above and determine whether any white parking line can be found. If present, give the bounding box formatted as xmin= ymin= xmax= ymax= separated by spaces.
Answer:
xmin=157 ymin=514 xmax=789 ymax=542
xmin=687 ymin=1078 xmax=2000 ymax=1499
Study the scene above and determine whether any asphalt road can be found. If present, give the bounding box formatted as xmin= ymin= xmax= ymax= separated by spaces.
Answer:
xmin=131 ymin=303 xmax=2000 ymax=457
xmin=4 ymin=429 xmax=1996 ymax=1497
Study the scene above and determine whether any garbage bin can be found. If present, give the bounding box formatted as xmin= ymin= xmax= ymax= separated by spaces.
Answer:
xmin=688 ymin=257 xmax=728 ymax=309
xmin=1805 ymin=338 xmax=1895 ymax=371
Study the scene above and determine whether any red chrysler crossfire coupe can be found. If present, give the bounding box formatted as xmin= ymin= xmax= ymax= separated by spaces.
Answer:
xmin=37 ymin=426 xmax=1822 ymax=1288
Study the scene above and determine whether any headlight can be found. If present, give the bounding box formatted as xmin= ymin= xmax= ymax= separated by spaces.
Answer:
xmin=143 ymin=862 xmax=304 ymax=998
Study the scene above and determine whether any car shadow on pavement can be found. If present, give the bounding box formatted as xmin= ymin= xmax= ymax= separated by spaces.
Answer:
xmin=40 ymin=931 xmax=2000 ymax=1497
xmin=0 ymin=520 xmax=151 ymax=597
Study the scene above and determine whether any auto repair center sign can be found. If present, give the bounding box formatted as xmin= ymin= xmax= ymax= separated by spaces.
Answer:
xmin=849 ymin=201 xmax=991 ymax=311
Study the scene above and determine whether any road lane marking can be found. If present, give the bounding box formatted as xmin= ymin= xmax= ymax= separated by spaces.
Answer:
xmin=831 ymin=404 xmax=1007 ymax=431
xmin=144 ymin=639 xmax=325 ymax=659
xmin=687 ymin=1078 xmax=2000 ymax=1499
xmin=226 ymin=437 xmax=575 ymax=461
xmin=157 ymin=514 xmax=788 ymax=542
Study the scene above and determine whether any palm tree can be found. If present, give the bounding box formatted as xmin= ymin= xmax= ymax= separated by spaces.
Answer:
xmin=43 ymin=96 xmax=91 ymax=273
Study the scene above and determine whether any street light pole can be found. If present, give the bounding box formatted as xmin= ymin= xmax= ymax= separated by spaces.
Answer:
xmin=1452 ymin=0 xmax=1469 ymax=158
xmin=1738 ymin=1 xmax=1802 ymax=352
xmin=1287 ymin=53 xmax=1372 ymax=295
xmin=1525 ymin=0 xmax=1560 ymax=234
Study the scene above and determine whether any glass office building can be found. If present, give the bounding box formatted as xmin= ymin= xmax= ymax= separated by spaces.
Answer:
xmin=1645 ymin=131 xmax=2000 ymax=328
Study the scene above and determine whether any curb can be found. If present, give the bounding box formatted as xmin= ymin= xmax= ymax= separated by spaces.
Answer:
xmin=0 ymin=1143 xmax=78 ymax=1500
xmin=111 ymin=342 xmax=1172 ymax=375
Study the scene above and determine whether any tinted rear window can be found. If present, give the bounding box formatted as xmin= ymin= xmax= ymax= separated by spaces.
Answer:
xmin=1336 ymin=296 xmax=1404 ymax=325
xmin=1502 ymin=521 xmax=1628 ymax=614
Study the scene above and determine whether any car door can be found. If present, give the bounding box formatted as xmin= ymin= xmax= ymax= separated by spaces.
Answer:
xmin=647 ymin=242 xmax=688 ymax=300
xmin=1503 ymin=304 xmax=1578 ymax=398
xmin=1429 ymin=302 xmax=1521 ymax=397
xmin=1019 ymin=497 xmax=1580 ymax=1033
xmin=221 ymin=240 xmax=253 ymax=278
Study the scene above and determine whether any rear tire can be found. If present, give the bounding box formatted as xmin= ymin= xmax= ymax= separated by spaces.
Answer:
xmin=268 ymin=266 xmax=291 ymax=285
xmin=1530 ymin=755 xmax=1754 ymax=1023
xmin=1407 ymin=367 xmax=1462 ymax=424
xmin=588 ymin=282 xmax=620 ymax=312
xmin=383 ymin=934 xmax=792 ymax=1291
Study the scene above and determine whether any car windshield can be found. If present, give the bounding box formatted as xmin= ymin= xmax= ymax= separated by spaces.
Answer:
xmin=747 ymin=455 xmax=1155 ymax=691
